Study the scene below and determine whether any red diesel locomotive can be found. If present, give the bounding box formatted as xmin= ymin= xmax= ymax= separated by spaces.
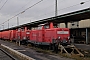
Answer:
xmin=0 ymin=22 xmax=70 ymax=51
xmin=28 ymin=22 xmax=70 ymax=46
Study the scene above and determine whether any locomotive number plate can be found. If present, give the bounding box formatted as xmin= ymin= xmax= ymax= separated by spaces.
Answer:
xmin=57 ymin=31 xmax=69 ymax=34
xmin=26 ymin=32 xmax=30 ymax=34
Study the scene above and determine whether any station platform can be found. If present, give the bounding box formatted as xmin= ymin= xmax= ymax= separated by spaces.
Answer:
xmin=75 ymin=44 xmax=90 ymax=50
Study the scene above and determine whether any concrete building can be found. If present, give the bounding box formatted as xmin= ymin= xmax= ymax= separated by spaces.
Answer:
xmin=59 ymin=19 xmax=90 ymax=44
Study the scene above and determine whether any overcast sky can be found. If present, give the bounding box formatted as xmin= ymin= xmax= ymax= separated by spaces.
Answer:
xmin=0 ymin=0 xmax=90 ymax=29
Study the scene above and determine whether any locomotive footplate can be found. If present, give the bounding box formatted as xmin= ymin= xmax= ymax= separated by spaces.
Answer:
xmin=58 ymin=44 xmax=84 ymax=57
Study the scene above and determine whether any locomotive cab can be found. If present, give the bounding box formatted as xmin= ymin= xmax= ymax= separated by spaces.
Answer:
xmin=55 ymin=28 xmax=70 ymax=45
xmin=42 ymin=22 xmax=70 ymax=46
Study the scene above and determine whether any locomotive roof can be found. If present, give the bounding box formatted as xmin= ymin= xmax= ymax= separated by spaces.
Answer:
xmin=1 ymin=7 xmax=90 ymax=31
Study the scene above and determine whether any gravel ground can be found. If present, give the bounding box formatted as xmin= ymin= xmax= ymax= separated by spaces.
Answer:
xmin=0 ymin=40 xmax=74 ymax=60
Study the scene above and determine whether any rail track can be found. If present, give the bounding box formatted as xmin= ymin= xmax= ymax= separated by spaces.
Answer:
xmin=0 ymin=48 xmax=17 ymax=60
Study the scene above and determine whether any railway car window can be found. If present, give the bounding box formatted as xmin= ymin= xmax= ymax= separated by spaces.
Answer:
xmin=26 ymin=32 xmax=30 ymax=34
xmin=22 ymin=29 xmax=25 ymax=31
xmin=35 ymin=27 xmax=38 ymax=30
xmin=44 ymin=25 xmax=49 ymax=29
xmin=38 ymin=26 xmax=42 ymax=30
xmin=31 ymin=28 xmax=34 ymax=30
xmin=54 ymin=25 xmax=58 ymax=28
xmin=27 ymin=27 xmax=31 ymax=30
xmin=18 ymin=28 xmax=21 ymax=31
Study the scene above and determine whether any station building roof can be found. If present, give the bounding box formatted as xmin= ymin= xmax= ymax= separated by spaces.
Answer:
xmin=1 ymin=8 xmax=90 ymax=31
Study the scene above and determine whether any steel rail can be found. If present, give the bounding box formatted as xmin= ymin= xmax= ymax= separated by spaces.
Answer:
xmin=0 ymin=48 xmax=17 ymax=60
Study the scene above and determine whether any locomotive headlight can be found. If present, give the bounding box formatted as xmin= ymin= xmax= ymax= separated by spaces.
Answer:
xmin=66 ymin=41 xmax=67 ymax=42
xmin=61 ymin=40 xmax=62 ymax=42
xmin=69 ymin=40 xmax=71 ymax=43
xmin=58 ymin=36 xmax=60 ymax=39
xmin=68 ymin=36 xmax=70 ymax=39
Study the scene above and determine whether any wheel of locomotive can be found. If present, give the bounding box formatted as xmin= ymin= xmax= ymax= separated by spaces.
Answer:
xmin=48 ymin=44 xmax=52 ymax=50
xmin=52 ymin=43 xmax=55 ymax=51
xmin=52 ymin=43 xmax=58 ymax=53
xmin=55 ymin=43 xmax=58 ymax=53
xmin=25 ymin=40 xmax=28 ymax=46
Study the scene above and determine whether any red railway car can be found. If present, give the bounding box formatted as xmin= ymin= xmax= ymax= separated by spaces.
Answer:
xmin=0 ymin=30 xmax=17 ymax=41
xmin=37 ymin=29 xmax=44 ymax=43
xmin=27 ymin=22 xmax=70 ymax=52
xmin=28 ymin=22 xmax=70 ymax=46
xmin=26 ymin=30 xmax=30 ymax=40
xmin=1 ymin=30 xmax=10 ymax=40
xmin=44 ymin=28 xmax=70 ymax=45
xmin=0 ymin=22 xmax=70 ymax=52
xmin=10 ymin=30 xmax=16 ymax=41
xmin=15 ymin=27 xmax=29 ymax=44
xmin=0 ymin=32 xmax=1 ymax=39
xmin=30 ymin=30 xmax=38 ymax=43
xmin=16 ymin=28 xmax=21 ymax=40
xmin=29 ymin=26 xmax=45 ymax=45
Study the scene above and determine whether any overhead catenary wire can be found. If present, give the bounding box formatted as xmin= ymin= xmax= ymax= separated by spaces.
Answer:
xmin=0 ymin=0 xmax=43 ymax=25
xmin=23 ymin=0 xmax=66 ymax=21
xmin=0 ymin=0 xmax=8 ymax=11
xmin=0 ymin=0 xmax=33 ymax=26
xmin=28 ymin=0 xmax=66 ymax=16
xmin=21 ymin=0 xmax=43 ymax=13
xmin=13 ymin=0 xmax=32 ymax=13
xmin=36 ymin=0 xmax=66 ymax=12
xmin=33 ymin=3 xmax=81 ymax=19
xmin=0 ymin=0 xmax=90 ymax=29
xmin=35 ymin=0 xmax=90 ymax=19
xmin=23 ymin=0 xmax=66 ymax=20
xmin=0 ymin=0 xmax=2 ymax=4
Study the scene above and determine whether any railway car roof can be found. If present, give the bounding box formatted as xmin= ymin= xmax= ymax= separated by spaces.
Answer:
xmin=1 ymin=8 xmax=90 ymax=31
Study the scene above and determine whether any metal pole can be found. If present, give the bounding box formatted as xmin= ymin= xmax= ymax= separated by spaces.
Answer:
xmin=2 ymin=24 xmax=4 ymax=30
xmin=17 ymin=17 xmax=20 ymax=46
xmin=55 ymin=0 xmax=58 ymax=27
xmin=55 ymin=0 xmax=57 ymax=16
xmin=17 ymin=17 xmax=19 ymax=26
xmin=86 ymin=28 xmax=88 ymax=44
xmin=8 ymin=20 xmax=9 ymax=28
xmin=3 ymin=25 xmax=4 ymax=30
xmin=65 ymin=22 xmax=68 ymax=28
xmin=30 ymin=20 xmax=31 ymax=23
